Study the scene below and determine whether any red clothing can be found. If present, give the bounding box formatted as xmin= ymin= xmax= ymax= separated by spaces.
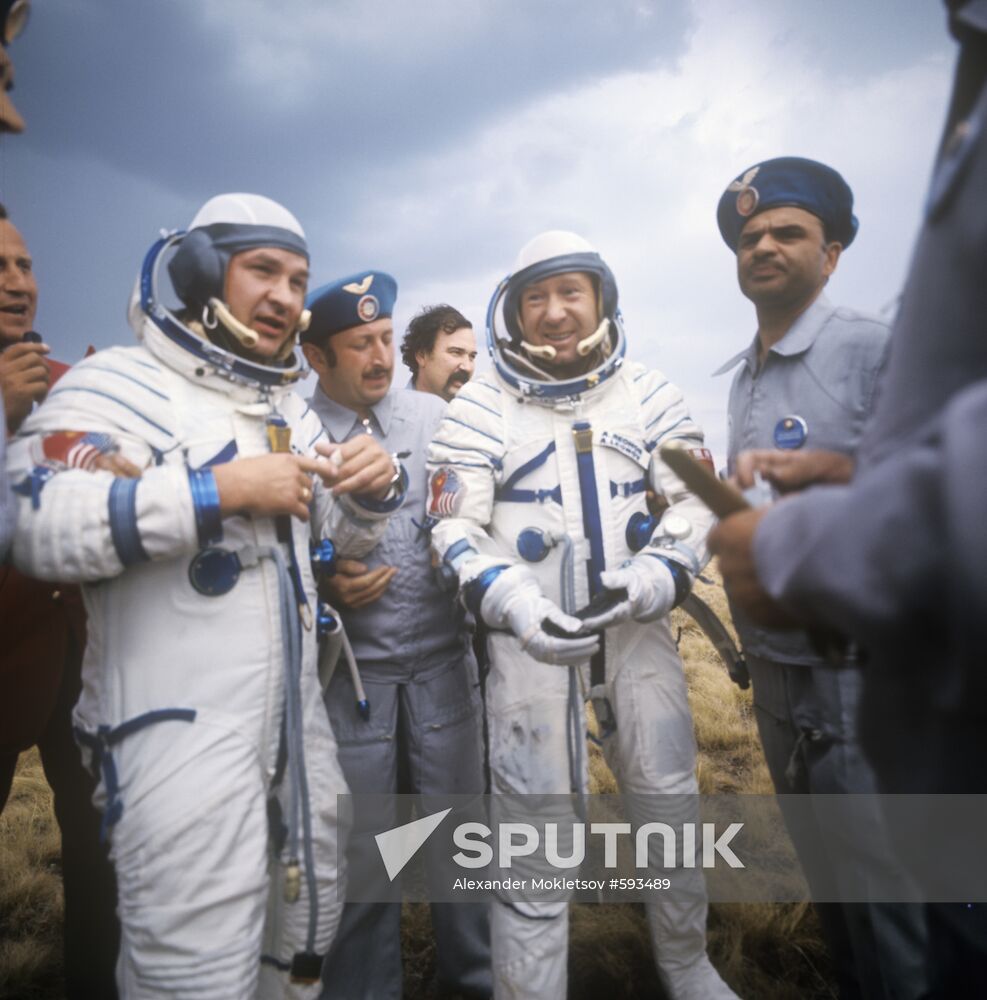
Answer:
xmin=0 ymin=355 xmax=85 ymax=755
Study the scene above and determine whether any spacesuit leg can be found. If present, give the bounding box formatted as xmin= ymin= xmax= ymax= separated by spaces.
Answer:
xmin=484 ymin=633 xmax=578 ymax=1000
xmin=105 ymin=719 xmax=270 ymax=1000
xmin=320 ymin=666 xmax=402 ymax=1000
xmin=261 ymin=668 xmax=349 ymax=1000
xmin=604 ymin=622 xmax=737 ymax=1000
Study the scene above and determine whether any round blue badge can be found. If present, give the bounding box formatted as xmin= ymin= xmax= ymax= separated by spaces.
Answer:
xmin=625 ymin=511 xmax=659 ymax=553
xmin=517 ymin=527 xmax=551 ymax=562
xmin=188 ymin=547 xmax=242 ymax=597
xmin=773 ymin=415 xmax=808 ymax=450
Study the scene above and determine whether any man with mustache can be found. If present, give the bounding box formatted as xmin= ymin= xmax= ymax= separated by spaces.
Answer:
xmin=402 ymin=304 xmax=478 ymax=402
xmin=713 ymin=157 xmax=928 ymax=999
xmin=301 ymin=274 xmax=491 ymax=1000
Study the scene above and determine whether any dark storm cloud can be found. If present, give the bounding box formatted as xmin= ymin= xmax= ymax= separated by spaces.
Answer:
xmin=15 ymin=0 xmax=695 ymax=201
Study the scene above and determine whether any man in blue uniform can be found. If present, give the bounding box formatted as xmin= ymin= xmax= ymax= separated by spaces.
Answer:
xmin=301 ymin=273 xmax=492 ymax=1000
xmin=714 ymin=156 xmax=928 ymax=998
xmin=711 ymin=2 xmax=987 ymax=991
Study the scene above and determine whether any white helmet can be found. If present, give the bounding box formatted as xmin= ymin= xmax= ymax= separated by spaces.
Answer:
xmin=486 ymin=230 xmax=625 ymax=401
xmin=134 ymin=193 xmax=311 ymax=388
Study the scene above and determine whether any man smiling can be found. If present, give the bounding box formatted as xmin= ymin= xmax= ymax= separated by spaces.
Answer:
xmin=427 ymin=231 xmax=734 ymax=999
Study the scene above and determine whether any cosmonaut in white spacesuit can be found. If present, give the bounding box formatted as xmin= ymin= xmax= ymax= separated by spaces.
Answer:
xmin=426 ymin=232 xmax=737 ymax=999
xmin=6 ymin=194 xmax=405 ymax=1000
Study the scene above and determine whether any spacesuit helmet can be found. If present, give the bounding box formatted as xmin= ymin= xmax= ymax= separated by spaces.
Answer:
xmin=136 ymin=193 xmax=312 ymax=387
xmin=488 ymin=230 xmax=625 ymax=399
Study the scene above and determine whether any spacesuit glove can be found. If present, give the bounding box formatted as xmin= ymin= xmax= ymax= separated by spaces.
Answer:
xmin=479 ymin=565 xmax=600 ymax=667
xmin=581 ymin=555 xmax=678 ymax=629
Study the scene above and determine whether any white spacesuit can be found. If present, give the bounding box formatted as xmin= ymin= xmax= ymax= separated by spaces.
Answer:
xmin=427 ymin=232 xmax=736 ymax=999
xmin=7 ymin=195 xmax=402 ymax=999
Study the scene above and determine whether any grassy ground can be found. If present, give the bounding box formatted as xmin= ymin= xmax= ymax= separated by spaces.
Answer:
xmin=0 ymin=576 xmax=836 ymax=998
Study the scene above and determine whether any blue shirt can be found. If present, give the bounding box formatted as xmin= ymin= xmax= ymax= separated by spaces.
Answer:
xmin=308 ymin=385 xmax=466 ymax=667
xmin=715 ymin=293 xmax=890 ymax=665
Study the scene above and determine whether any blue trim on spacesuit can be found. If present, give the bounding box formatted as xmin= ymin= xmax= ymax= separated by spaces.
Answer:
xmin=639 ymin=380 xmax=669 ymax=406
xmin=80 ymin=364 xmax=171 ymax=400
xmin=435 ymin=439 xmax=504 ymax=470
xmin=609 ymin=478 xmax=646 ymax=498
xmin=456 ymin=394 xmax=502 ymax=419
xmin=444 ymin=416 xmax=504 ymax=446
xmin=196 ymin=439 xmax=238 ymax=469
xmin=572 ymin=422 xmax=606 ymax=597
xmin=49 ymin=386 xmax=175 ymax=438
xmin=75 ymin=708 xmax=197 ymax=842
xmin=495 ymin=441 xmax=562 ymax=504
xmin=463 ymin=565 xmax=510 ymax=618
xmin=187 ymin=467 xmax=224 ymax=547
xmin=108 ymin=478 xmax=149 ymax=566
xmin=642 ymin=553 xmax=692 ymax=608
xmin=13 ymin=466 xmax=55 ymax=510
xmin=443 ymin=538 xmax=478 ymax=570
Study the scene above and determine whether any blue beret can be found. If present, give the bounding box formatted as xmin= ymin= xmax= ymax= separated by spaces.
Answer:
xmin=302 ymin=271 xmax=398 ymax=343
xmin=716 ymin=156 xmax=858 ymax=251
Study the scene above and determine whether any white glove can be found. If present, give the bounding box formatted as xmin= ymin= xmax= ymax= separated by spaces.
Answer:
xmin=479 ymin=565 xmax=600 ymax=666
xmin=580 ymin=554 xmax=679 ymax=630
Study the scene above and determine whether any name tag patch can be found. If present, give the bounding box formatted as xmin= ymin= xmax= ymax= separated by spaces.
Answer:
xmin=598 ymin=431 xmax=648 ymax=468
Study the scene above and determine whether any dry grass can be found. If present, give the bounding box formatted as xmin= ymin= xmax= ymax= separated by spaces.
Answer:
xmin=0 ymin=577 xmax=834 ymax=998
xmin=0 ymin=749 xmax=64 ymax=1000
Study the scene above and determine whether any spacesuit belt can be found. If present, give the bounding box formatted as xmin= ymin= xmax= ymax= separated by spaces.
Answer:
xmin=74 ymin=708 xmax=198 ymax=843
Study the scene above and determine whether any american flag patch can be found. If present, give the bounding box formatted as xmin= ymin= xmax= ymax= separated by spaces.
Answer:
xmin=34 ymin=431 xmax=117 ymax=471
xmin=428 ymin=467 xmax=464 ymax=518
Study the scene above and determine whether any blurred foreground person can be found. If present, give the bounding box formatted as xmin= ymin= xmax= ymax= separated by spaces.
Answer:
xmin=301 ymin=274 xmax=492 ymax=1000
xmin=402 ymin=303 xmax=477 ymax=400
xmin=0 ymin=0 xmax=29 ymax=135
xmin=714 ymin=157 xmax=928 ymax=997
xmin=7 ymin=193 xmax=405 ymax=999
xmin=711 ymin=2 xmax=987 ymax=991
xmin=0 ymin=203 xmax=120 ymax=997
xmin=428 ymin=231 xmax=736 ymax=999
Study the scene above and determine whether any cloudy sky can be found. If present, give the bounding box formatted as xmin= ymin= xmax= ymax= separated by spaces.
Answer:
xmin=3 ymin=0 xmax=954 ymax=461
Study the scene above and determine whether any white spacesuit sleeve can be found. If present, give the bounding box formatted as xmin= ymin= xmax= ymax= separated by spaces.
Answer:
xmin=297 ymin=407 xmax=400 ymax=559
xmin=426 ymin=379 xmax=512 ymax=591
xmin=638 ymin=369 xmax=715 ymax=575
xmin=7 ymin=351 xmax=198 ymax=582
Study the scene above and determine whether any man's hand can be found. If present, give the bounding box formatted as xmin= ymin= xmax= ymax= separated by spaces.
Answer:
xmin=708 ymin=508 xmax=800 ymax=628
xmin=213 ymin=453 xmax=327 ymax=522
xmin=315 ymin=437 xmax=395 ymax=500
xmin=321 ymin=558 xmax=396 ymax=610
xmin=734 ymin=448 xmax=854 ymax=494
xmin=480 ymin=565 xmax=600 ymax=667
xmin=0 ymin=342 xmax=51 ymax=432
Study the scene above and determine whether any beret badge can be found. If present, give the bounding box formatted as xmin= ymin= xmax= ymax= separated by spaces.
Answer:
xmin=728 ymin=166 xmax=761 ymax=218
xmin=357 ymin=294 xmax=380 ymax=322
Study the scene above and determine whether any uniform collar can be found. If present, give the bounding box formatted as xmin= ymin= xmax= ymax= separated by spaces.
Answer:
xmin=713 ymin=293 xmax=835 ymax=376
xmin=310 ymin=383 xmax=395 ymax=439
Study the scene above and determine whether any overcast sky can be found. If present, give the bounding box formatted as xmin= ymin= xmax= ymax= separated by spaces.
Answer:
xmin=2 ymin=0 xmax=954 ymax=461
